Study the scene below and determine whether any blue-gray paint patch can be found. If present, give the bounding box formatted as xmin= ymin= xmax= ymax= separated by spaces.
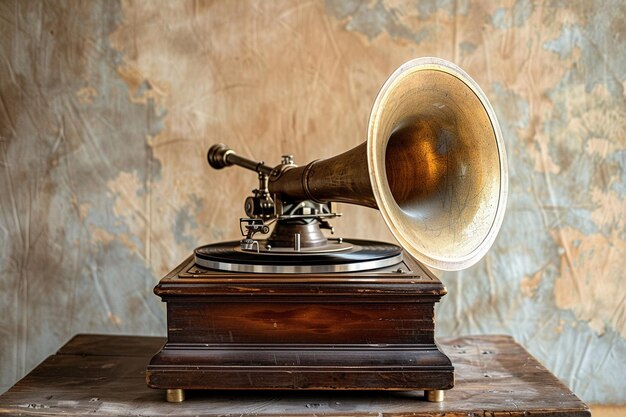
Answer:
xmin=543 ymin=0 xmax=626 ymax=97
xmin=491 ymin=82 xmax=530 ymax=130
xmin=459 ymin=41 xmax=477 ymax=55
xmin=491 ymin=0 xmax=534 ymax=30
xmin=539 ymin=13 xmax=626 ymax=235
xmin=416 ymin=0 xmax=470 ymax=20
xmin=609 ymin=150 xmax=626 ymax=199
xmin=325 ymin=0 xmax=428 ymax=44
xmin=173 ymin=195 xmax=203 ymax=247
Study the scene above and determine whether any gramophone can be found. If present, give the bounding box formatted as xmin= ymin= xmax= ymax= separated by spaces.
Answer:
xmin=146 ymin=57 xmax=508 ymax=403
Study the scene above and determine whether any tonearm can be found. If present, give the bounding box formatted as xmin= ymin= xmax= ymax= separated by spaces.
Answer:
xmin=207 ymin=144 xmax=341 ymax=252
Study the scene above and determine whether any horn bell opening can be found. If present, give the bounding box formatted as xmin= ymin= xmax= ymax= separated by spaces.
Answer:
xmin=368 ymin=58 xmax=508 ymax=271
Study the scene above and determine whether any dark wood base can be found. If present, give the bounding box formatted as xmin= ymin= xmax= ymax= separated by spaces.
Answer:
xmin=147 ymin=253 xmax=454 ymax=392
xmin=148 ymin=343 xmax=453 ymax=390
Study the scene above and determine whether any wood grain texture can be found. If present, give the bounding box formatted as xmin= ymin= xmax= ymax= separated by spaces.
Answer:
xmin=0 ymin=334 xmax=590 ymax=416
xmin=165 ymin=301 xmax=437 ymax=344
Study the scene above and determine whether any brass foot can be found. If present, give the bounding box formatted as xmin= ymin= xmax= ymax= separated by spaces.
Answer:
xmin=166 ymin=388 xmax=185 ymax=403
xmin=426 ymin=389 xmax=444 ymax=402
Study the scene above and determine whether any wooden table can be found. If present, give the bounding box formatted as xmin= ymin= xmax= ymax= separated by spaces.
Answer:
xmin=0 ymin=334 xmax=589 ymax=416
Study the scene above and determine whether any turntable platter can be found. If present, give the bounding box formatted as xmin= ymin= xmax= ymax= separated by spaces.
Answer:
xmin=194 ymin=239 xmax=403 ymax=273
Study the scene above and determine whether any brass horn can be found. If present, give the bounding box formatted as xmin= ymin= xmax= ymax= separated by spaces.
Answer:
xmin=209 ymin=58 xmax=508 ymax=271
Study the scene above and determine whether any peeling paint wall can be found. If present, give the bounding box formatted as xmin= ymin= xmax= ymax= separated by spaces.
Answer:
xmin=1 ymin=0 xmax=624 ymax=406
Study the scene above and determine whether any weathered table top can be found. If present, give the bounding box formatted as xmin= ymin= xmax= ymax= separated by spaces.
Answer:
xmin=0 ymin=334 xmax=589 ymax=416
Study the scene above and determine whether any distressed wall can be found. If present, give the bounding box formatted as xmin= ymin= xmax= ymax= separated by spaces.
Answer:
xmin=0 ymin=0 xmax=624 ymax=407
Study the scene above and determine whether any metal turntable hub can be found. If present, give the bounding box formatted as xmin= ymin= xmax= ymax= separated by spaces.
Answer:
xmin=194 ymin=239 xmax=403 ymax=273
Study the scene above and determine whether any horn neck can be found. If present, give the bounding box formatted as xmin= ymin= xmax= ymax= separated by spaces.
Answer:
xmin=268 ymin=143 xmax=376 ymax=209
